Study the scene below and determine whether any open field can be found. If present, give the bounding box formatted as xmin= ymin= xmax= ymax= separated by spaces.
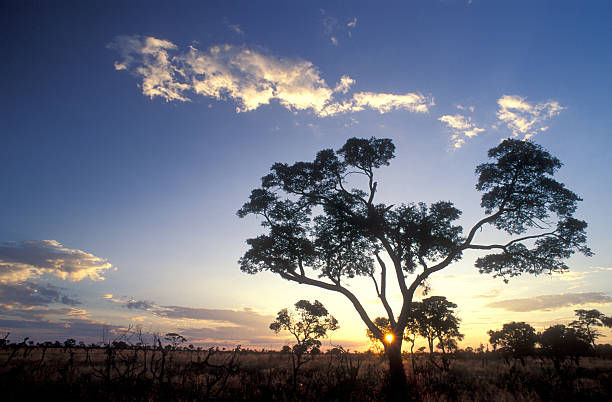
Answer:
xmin=1 ymin=346 xmax=612 ymax=401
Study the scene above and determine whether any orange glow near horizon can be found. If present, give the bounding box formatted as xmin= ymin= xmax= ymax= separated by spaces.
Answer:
xmin=385 ymin=333 xmax=394 ymax=343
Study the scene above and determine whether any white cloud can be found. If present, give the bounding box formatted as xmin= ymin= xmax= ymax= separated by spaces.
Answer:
xmin=0 ymin=240 xmax=113 ymax=284
xmin=438 ymin=114 xmax=485 ymax=148
xmin=110 ymin=35 xmax=190 ymax=102
xmin=111 ymin=36 xmax=433 ymax=117
xmin=497 ymin=95 xmax=565 ymax=140
xmin=350 ymin=92 xmax=432 ymax=114
xmin=347 ymin=17 xmax=358 ymax=28
xmin=330 ymin=36 xmax=338 ymax=46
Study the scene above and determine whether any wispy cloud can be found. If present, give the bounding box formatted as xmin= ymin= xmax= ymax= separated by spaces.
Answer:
xmin=456 ymin=104 xmax=475 ymax=112
xmin=496 ymin=95 xmax=564 ymax=140
xmin=0 ymin=240 xmax=113 ymax=283
xmin=438 ymin=114 xmax=485 ymax=148
xmin=486 ymin=292 xmax=612 ymax=312
xmin=0 ymin=317 xmax=120 ymax=344
xmin=321 ymin=12 xmax=358 ymax=43
xmin=227 ymin=23 xmax=244 ymax=35
xmin=107 ymin=296 xmax=273 ymax=329
xmin=556 ymin=266 xmax=612 ymax=282
xmin=0 ymin=304 xmax=88 ymax=321
xmin=110 ymin=36 xmax=433 ymax=117
xmin=473 ymin=289 xmax=503 ymax=299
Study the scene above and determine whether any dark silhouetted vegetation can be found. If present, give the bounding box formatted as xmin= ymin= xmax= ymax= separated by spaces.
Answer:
xmin=1 ymin=329 xmax=612 ymax=401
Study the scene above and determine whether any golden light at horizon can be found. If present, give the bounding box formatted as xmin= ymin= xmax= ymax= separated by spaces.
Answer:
xmin=385 ymin=333 xmax=394 ymax=343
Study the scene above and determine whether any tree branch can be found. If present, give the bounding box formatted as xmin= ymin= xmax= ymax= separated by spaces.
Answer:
xmin=375 ymin=252 xmax=396 ymax=326
xmin=467 ymin=230 xmax=557 ymax=251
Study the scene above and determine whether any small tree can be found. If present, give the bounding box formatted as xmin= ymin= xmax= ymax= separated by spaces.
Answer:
xmin=270 ymin=299 xmax=338 ymax=384
xmin=488 ymin=322 xmax=538 ymax=366
xmin=164 ymin=332 xmax=187 ymax=350
xmin=366 ymin=317 xmax=392 ymax=352
xmin=570 ymin=309 xmax=608 ymax=348
xmin=239 ymin=137 xmax=591 ymax=395
xmin=415 ymin=296 xmax=464 ymax=355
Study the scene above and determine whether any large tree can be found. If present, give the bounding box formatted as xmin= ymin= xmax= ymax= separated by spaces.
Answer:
xmin=238 ymin=137 xmax=590 ymax=394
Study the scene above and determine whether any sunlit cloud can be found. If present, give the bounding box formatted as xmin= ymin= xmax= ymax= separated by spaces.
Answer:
xmin=438 ymin=114 xmax=485 ymax=148
xmin=496 ymin=95 xmax=565 ymax=140
xmin=110 ymin=35 xmax=432 ymax=117
xmin=66 ymin=308 xmax=88 ymax=317
xmin=486 ymin=292 xmax=612 ymax=312
xmin=0 ymin=240 xmax=113 ymax=284
xmin=334 ymin=75 xmax=355 ymax=94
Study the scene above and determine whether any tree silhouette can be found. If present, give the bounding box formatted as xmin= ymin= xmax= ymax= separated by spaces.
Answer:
xmin=488 ymin=322 xmax=538 ymax=365
xmin=164 ymin=333 xmax=187 ymax=350
xmin=539 ymin=324 xmax=591 ymax=371
xmin=570 ymin=309 xmax=610 ymax=348
xmin=270 ymin=299 xmax=338 ymax=384
xmin=238 ymin=137 xmax=590 ymax=394
xmin=414 ymin=296 xmax=463 ymax=355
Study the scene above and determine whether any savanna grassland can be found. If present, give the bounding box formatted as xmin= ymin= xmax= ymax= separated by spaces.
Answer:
xmin=1 ymin=343 xmax=612 ymax=401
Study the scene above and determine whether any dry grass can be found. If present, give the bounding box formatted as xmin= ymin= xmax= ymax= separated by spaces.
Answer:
xmin=1 ymin=346 xmax=611 ymax=401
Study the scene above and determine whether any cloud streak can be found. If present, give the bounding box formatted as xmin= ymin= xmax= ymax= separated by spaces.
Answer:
xmin=486 ymin=292 xmax=612 ymax=312
xmin=108 ymin=296 xmax=273 ymax=329
xmin=497 ymin=95 xmax=564 ymax=140
xmin=0 ymin=240 xmax=113 ymax=284
xmin=0 ymin=282 xmax=80 ymax=307
xmin=110 ymin=36 xmax=433 ymax=117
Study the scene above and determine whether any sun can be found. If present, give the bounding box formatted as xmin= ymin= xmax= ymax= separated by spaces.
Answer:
xmin=385 ymin=333 xmax=394 ymax=343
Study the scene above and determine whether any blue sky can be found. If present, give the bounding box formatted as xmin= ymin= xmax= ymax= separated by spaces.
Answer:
xmin=1 ymin=0 xmax=612 ymax=349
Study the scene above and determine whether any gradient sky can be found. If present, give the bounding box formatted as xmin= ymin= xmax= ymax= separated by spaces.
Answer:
xmin=2 ymin=0 xmax=612 ymax=350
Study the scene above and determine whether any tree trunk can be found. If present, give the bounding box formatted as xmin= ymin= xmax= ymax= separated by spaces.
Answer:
xmin=427 ymin=337 xmax=434 ymax=354
xmin=385 ymin=339 xmax=408 ymax=401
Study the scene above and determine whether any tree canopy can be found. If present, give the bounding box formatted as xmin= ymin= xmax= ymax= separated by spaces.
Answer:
xmin=488 ymin=322 xmax=538 ymax=365
xmin=270 ymin=299 xmax=338 ymax=356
